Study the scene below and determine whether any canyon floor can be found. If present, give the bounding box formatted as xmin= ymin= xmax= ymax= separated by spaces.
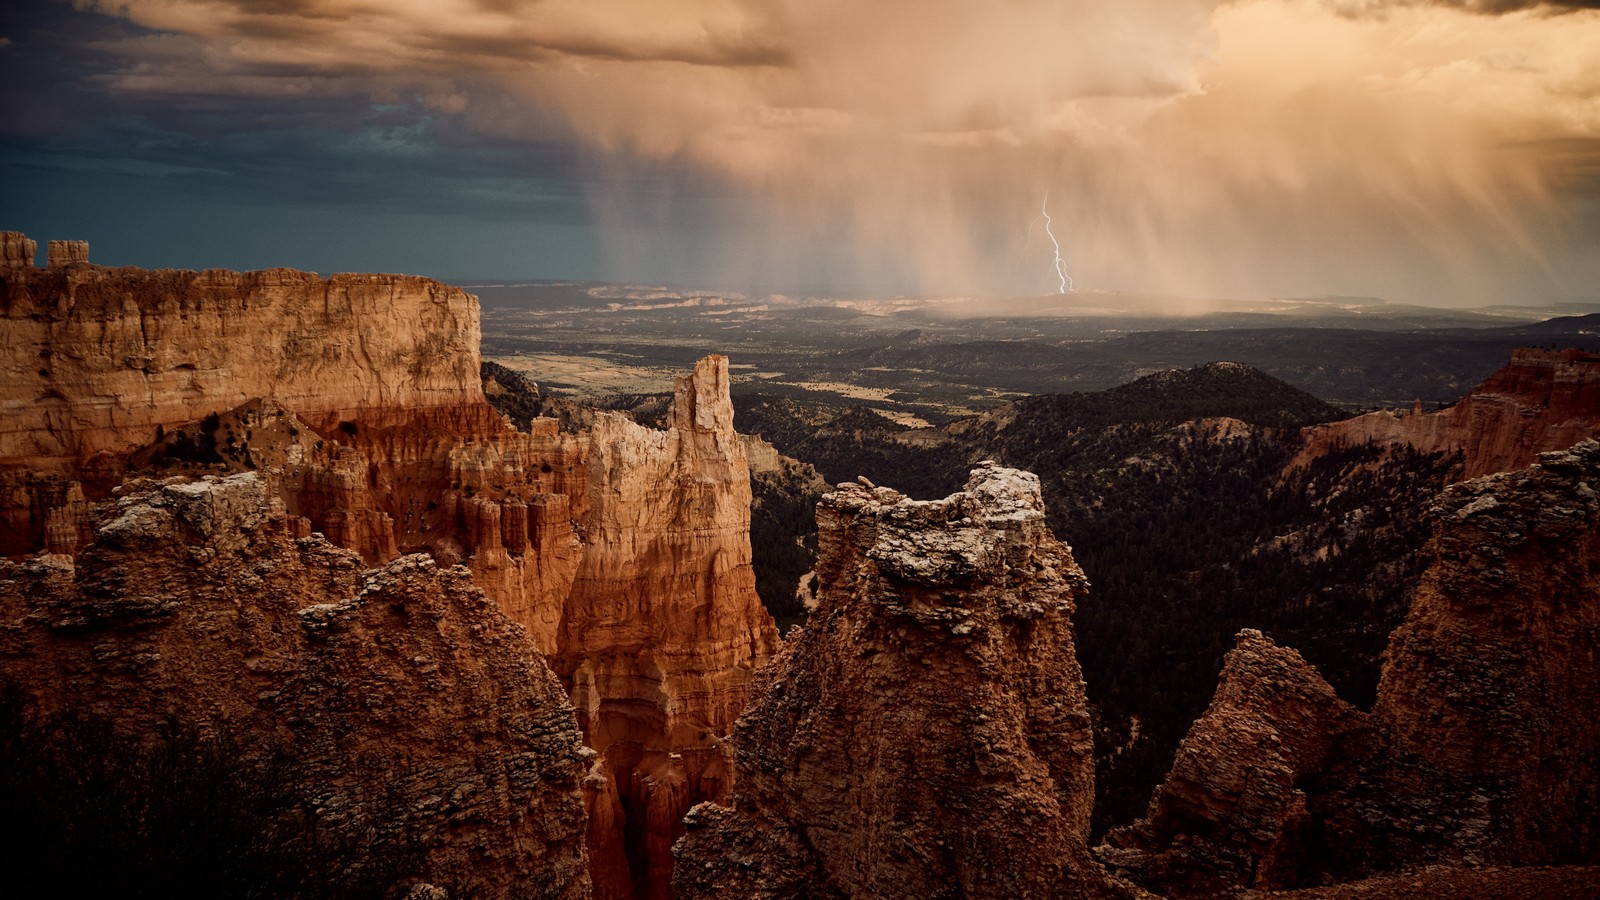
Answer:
xmin=475 ymin=279 xmax=1600 ymax=412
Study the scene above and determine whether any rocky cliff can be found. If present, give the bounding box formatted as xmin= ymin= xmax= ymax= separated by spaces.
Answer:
xmin=559 ymin=357 xmax=780 ymax=899
xmin=1372 ymin=438 xmax=1600 ymax=866
xmin=0 ymin=473 xmax=592 ymax=897
xmin=0 ymin=238 xmax=778 ymax=898
xmin=1101 ymin=440 xmax=1600 ymax=894
xmin=0 ymin=259 xmax=484 ymax=467
xmin=674 ymin=464 xmax=1134 ymax=900
xmin=1297 ymin=348 xmax=1600 ymax=478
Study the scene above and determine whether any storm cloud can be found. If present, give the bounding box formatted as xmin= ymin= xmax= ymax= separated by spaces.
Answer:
xmin=4 ymin=0 xmax=1598 ymax=303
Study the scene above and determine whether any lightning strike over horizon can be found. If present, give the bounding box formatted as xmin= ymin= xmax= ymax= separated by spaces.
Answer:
xmin=1040 ymin=192 xmax=1073 ymax=294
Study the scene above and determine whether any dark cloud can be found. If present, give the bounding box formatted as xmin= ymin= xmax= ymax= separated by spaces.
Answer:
xmin=5 ymin=0 xmax=1599 ymax=303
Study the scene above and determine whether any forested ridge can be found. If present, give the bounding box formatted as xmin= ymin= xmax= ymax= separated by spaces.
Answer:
xmin=733 ymin=363 xmax=1456 ymax=833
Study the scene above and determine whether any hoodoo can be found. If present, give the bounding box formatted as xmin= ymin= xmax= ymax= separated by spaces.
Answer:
xmin=675 ymin=463 xmax=1135 ymax=899
xmin=0 ymin=473 xmax=592 ymax=897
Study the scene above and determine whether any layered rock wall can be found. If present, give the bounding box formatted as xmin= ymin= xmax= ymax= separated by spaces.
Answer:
xmin=46 ymin=239 xmax=89 ymax=268
xmin=0 ymin=473 xmax=592 ymax=897
xmin=561 ymin=356 xmax=779 ymax=899
xmin=0 ymin=260 xmax=484 ymax=467
xmin=1297 ymin=348 xmax=1600 ymax=478
xmin=675 ymin=464 xmax=1132 ymax=900
xmin=1 ymin=231 xmax=37 ymax=268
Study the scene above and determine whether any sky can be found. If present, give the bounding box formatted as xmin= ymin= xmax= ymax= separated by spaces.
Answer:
xmin=1 ymin=0 xmax=1597 ymax=306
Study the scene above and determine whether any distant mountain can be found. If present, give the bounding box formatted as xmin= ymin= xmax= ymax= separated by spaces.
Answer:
xmin=1499 ymin=312 xmax=1600 ymax=335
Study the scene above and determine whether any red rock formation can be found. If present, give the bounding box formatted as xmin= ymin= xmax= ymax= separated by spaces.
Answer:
xmin=0 ymin=231 xmax=36 ymax=268
xmin=1098 ymin=631 xmax=1367 ymax=895
xmin=0 ymin=241 xmax=779 ymax=897
xmin=1297 ymin=348 xmax=1600 ymax=478
xmin=0 ymin=473 xmax=592 ymax=897
xmin=675 ymin=464 xmax=1135 ymax=900
xmin=560 ymin=355 xmax=779 ymax=899
xmin=1373 ymin=439 xmax=1600 ymax=865
xmin=0 ymin=260 xmax=484 ymax=469
xmin=45 ymin=239 xmax=89 ymax=268
xmin=1102 ymin=440 xmax=1600 ymax=894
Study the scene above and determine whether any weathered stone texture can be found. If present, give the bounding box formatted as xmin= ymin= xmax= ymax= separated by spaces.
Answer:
xmin=1102 ymin=440 xmax=1600 ymax=893
xmin=0 ymin=231 xmax=36 ymax=268
xmin=1298 ymin=348 xmax=1600 ymax=478
xmin=0 ymin=246 xmax=779 ymax=898
xmin=0 ymin=473 xmax=593 ymax=897
xmin=1 ymin=261 xmax=483 ymax=466
xmin=1099 ymin=631 xmax=1366 ymax=895
xmin=562 ymin=355 xmax=779 ymax=899
xmin=45 ymin=239 xmax=88 ymax=268
xmin=675 ymin=464 xmax=1135 ymax=900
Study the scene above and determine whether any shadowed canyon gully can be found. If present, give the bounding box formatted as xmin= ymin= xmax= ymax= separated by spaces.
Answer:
xmin=2 ymin=233 xmax=1596 ymax=897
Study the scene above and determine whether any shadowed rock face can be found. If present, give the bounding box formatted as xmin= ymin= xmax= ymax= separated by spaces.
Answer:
xmin=675 ymin=464 xmax=1136 ymax=900
xmin=1101 ymin=440 xmax=1600 ymax=895
xmin=0 ymin=473 xmax=592 ymax=898
xmin=1097 ymin=631 xmax=1368 ymax=895
xmin=1372 ymin=439 xmax=1600 ymax=866
xmin=1297 ymin=348 xmax=1600 ymax=479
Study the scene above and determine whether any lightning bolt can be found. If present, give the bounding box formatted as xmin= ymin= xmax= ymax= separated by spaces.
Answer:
xmin=1040 ymin=191 xmax=1073 ymax=294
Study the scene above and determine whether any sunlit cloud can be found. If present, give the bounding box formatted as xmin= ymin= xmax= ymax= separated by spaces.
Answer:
xmin=45 ymin=0 xmax=1600 ymax=303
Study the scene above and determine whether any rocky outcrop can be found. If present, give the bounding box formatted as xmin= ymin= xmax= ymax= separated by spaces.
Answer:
xmin=0 ymin=473 xmax=592 ymax=897
xmin=1098 ymin=631 xmax=1366 ymax=894
xmin=1297 ymin=348 xmax=1600 ymax=479
xmin=46 ymin=239 xmax=89 ymax=268
xmin=0 ymin=241 xmax=779 ymax=898
xmin=561 ymin=356 xmax=779 ymax=899
xmin=675 ymin=464 xmax=1133 ymax=900
xmin=1102 ymin=440 xmax=1600 ymax=894
xmin=0 ymin=259 xmax=483 ymax=468
xmin=1372 ymin=439 xmax=1600 ymax=865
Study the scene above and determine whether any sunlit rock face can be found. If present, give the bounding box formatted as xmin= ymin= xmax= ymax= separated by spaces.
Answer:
xmin=1297 ymin=348 xmax=1600 ymax=479
xmin=675 ymin=463 xmax=1136 ymax=900
xmin=1101 ymin=440 xmax=1600 ymax=895
xmin=560 ymin=355 xmax=780 ymax=900
xmin=0 ymin=473 xmax=593 ymax=898
xmin=0 ymin=243 xmax=779 ymax=898
xmin=0 ymin=261 xmax=484 ymax=467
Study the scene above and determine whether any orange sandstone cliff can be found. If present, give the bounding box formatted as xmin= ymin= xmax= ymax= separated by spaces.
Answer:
xmin=0 ymin=256 xmax=484 ymax=466
xmin=1297 ymin=348 xmax=1600 ymax=478
xmin=674 ymin=464 xmax=1137 ymax=900
xmin=0 ymin=234 xmax=777 ymax=897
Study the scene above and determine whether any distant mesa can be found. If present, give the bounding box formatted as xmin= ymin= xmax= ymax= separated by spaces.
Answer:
xmin=47 ymin=239 xmax=89 ymax=268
